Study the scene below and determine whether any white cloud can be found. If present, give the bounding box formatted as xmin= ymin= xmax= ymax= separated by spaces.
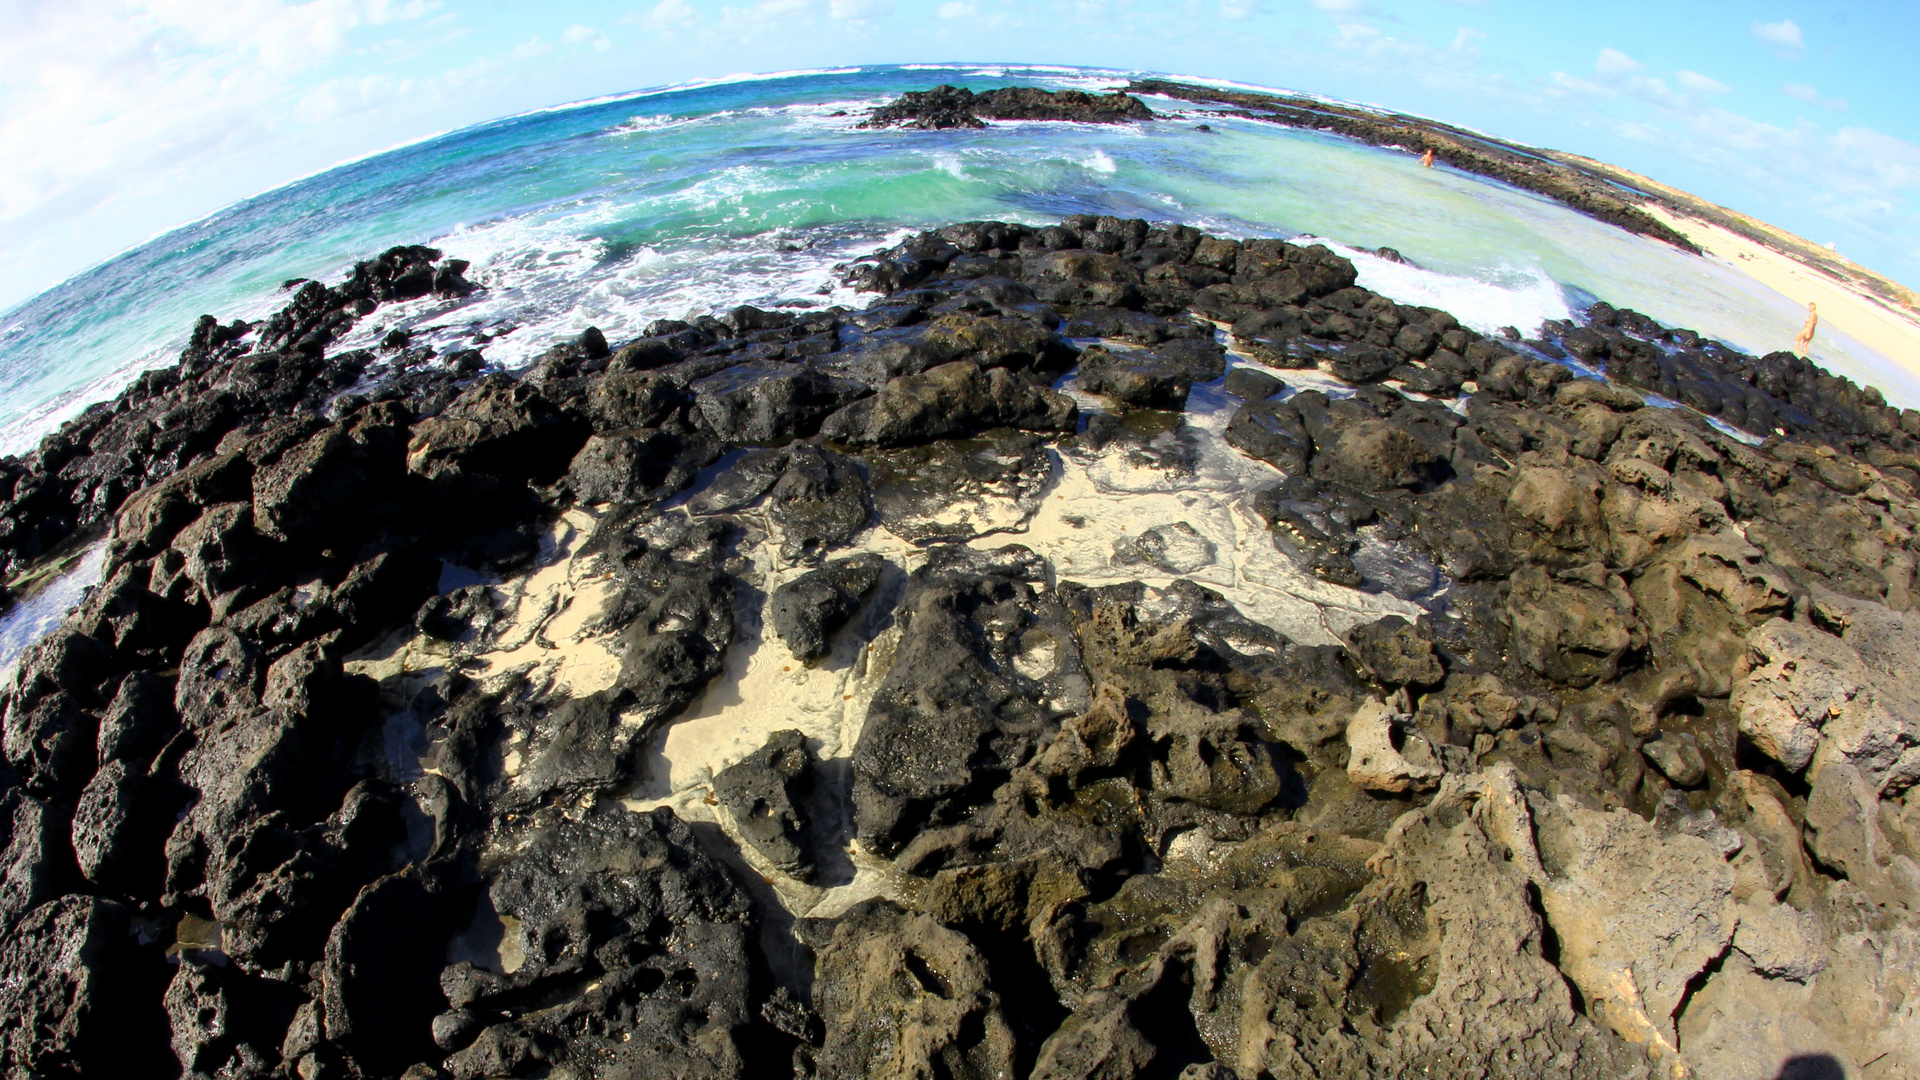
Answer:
xmin=561 ymin=24 xmax=612 ymax=51
xmin=1750 ymin=18 xmax=1804 ymax=50
xmin=1550 ymin=70 xmax=1618 ymax=98
xmin=0 ymin=0 xmax=438 ymax=230
xmin=827 ymin=0 xmax=894 ymax=19
xmin=937 ymin=0 xmax=976 ymax=16
xmin=1220 ymin=0 xmax=1256 ymax=17
xmin=1594 ymin=48 xmax=1642 ymax=77
xmin=1311 ymin=0 xmax=1367 ymax=13
xmin=625 ymin=0 xmax=700 ymax=30
xmin=1751 ymin=18 xmax=1804 ymax=58
xmin=1677 ymin=70 xmax=1731 ymax=95
xmin=1449 ymin=26 xmax=1486 ymax=59
xmin=1783 ymin=83 xmax=1849 ymax=112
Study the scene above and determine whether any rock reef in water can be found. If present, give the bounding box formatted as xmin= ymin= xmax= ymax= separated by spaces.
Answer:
xmin=861 ymin=84 xmax=1156 ymax=129
xmin=1 ymin=212 xmax=1918 ymax=1080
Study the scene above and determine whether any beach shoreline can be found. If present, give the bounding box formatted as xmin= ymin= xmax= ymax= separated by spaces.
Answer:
xmin=1125 ymin=77 xmax=1920 ymax=391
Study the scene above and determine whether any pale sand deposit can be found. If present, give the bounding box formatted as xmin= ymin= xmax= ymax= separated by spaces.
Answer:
xmin=1641 ymin=203 xmax=1920 ymax=387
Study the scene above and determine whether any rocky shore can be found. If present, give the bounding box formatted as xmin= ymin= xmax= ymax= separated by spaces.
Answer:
xmin=2 ymin=213 xmax=1917 ymax=1080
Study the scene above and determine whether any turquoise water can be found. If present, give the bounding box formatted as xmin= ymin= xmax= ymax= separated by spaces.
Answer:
xmin=1 ymin=63 xmax=1911 ymax=460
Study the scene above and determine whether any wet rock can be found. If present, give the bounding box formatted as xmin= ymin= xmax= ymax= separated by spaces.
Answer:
xmin=769 ymin=553 xmax=886 ymax=661
xmin=691 ymin=361 xmax=868 ymax=444
xmin=1221 ymin=367 xmax=1284 ymax=400
xmin=1077 ymin=338 xmax=1227 ymax=410
xmin=713 ymin=729 xmax=819 ymax=880
xmin=568 ymin=428 xmax=718 ymax=506
xmin=1249 ymin=482 xmax=1362 ymax=586
xmin=1111 ymin=521 xmax=1218 ymax=575
xmin=1641 ymin=729 xmax=1707 ymax=787
xmin=868 ymin=430 xmax=1054 ymax=544
xmin=1348 ymin=614 xmax=1443 ymax=687
xmin=765 ymin=443 xmax=872 ymax=560
xmin=1225 ymin=399 xmax=1311 ymax=474
xmin=820 ymin=360 xmax=1076 ymax=446
xmin=1324 ymin=345 xmax=1398 ymax=384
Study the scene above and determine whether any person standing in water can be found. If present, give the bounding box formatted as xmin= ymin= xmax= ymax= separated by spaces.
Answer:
xmin=1420 ymin=147 xmax=1435 ymax=167
xmin=1795 ymin=301 xmax=1818 ymax=355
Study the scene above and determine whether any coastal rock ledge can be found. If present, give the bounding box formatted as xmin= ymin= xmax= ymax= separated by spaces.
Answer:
xmin=2 ymin=216 xmax=1918 ymax=1080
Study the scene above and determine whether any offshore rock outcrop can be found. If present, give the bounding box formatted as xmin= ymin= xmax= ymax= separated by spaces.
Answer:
xmin=0 ymin=213 xmax=1917 ymax=1080
xmin=861 ymin=84 xmax=1155 ymax=129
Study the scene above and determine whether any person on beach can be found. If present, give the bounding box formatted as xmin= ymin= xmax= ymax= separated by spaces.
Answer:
xmin=1420 ymin=148 xmax=1435 ymax=167
xmin=1795 ymin=301 xmax=1818 ymax=355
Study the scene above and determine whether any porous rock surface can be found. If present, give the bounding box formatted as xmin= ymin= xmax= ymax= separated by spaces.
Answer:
xmin=1 ymin=212 xmax=1917 ymax=1080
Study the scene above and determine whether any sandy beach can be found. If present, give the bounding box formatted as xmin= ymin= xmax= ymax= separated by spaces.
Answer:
xmin=1641 ymin=203 xmax=1920 ymax=388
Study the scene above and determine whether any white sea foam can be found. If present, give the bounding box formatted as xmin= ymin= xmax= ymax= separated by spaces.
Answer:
xmin=929 ymin=152 xmax=967 ymax=179
xmin=1327 ymin=241 xmax=1572 ymax=337
xmin=331 ymin=214 xmax=910 ymax=372
xmin=609 ymin=113 xmax=709 ymax=134
xmin=1078 ymin=150 xmax=1118 ymax=174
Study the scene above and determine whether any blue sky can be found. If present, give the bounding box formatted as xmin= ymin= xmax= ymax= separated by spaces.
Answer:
xmin=1 ymin=0 xmax=1916 ymax=311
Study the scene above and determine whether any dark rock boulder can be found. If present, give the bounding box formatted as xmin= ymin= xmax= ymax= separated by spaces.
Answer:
xmin=765 ymin=444 xmax=873 ymax=560
xmin=1226 ymin=399 xmax=1312 ymax=474
xmin=769 ymin=553 xmax=887 ymax=660
xmin=251 ymin=404 xmax=409 ymax=545
xmin=820 ymin=360 xmax=1076 ymax=447
xmin=1077 ymin=338 xmax=1227 ymax=410
xmin=406 ymin=374 xmax=591 ymax=510
xmin=851 ymin=545 xmax=1088 ymax=856
xmin=567 ymin=427 xmax=718 ymax=506
xmin=442 ymin=803 xmax=761 ymax=1080
xmin=861 ymin=84 xmax=1152 ymax=129
xmin=0 ymin=896 xmax=173 ymax=1077
xmin=1348 ymin=614 xmax=1444 ymax=687
xmin=71 ymin=757 xmax=173 ymax=898
xmin=691 ymin=361 xmax=869 ymax=445
xmin=1223 ymin=367 xmax=1285 ymax=400
xmin=713 ymin=729 xmax=820 ymax=880
xmin=0 ymin=790 xmax=74 ymax=938
xmin=321 ymin=872 xmax=448 ymax=1076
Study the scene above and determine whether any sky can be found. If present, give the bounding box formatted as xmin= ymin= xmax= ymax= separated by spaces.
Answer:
xmin=1 ymin=0 xmax=1917 ymax=313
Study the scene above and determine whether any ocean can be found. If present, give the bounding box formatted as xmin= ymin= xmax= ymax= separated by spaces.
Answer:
xmin=3 ymin=63 xmax=1911 ymax=467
